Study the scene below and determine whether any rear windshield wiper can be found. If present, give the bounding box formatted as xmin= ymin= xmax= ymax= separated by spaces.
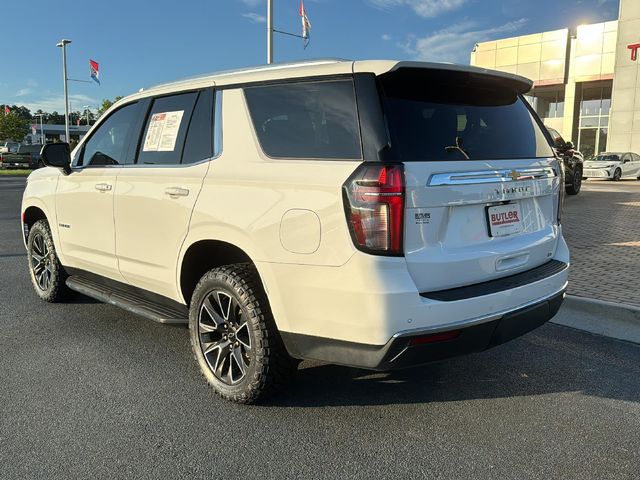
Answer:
xmin=445 ymin=136 xmax=470 ymax=160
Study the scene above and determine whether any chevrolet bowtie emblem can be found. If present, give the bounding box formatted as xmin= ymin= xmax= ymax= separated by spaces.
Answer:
xmin=508 ymin=170 xmax=520 ymax=181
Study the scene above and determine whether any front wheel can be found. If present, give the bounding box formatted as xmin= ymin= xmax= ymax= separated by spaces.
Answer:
xmin=566 ymin=167 xmax=582 ymax=195
xmin=27 ymin=219 xmax=70 ymax=302
xmin=189 ymin=263 xmax=298 ymax=404
xmin=612 ymin=168 xmax=622 ymax=181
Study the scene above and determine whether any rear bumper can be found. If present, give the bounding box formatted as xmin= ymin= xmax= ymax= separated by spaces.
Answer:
xmin=281 ymin=289 xmax=565 ymax=370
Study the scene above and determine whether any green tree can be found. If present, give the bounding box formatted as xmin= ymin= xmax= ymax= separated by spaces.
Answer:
xmin=46 ymin=111 xmax=65 ymax=124
xmin=12 ymin=105 xmax=32 ymax=120
xmin=97 ymin=96 xmax=123 ymax=118
xmin=0 ymin=113 xmax=29 ymax=142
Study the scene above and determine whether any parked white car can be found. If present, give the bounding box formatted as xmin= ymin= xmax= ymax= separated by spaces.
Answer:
xmin=22 ymin=59 xmax=569 ymax=403
xmin=583 ymin=152 xmax=640 ymax=181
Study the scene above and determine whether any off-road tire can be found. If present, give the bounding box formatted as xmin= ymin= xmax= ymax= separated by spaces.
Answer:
xmin=189 ymin=263 xmax=298 ymax=404
xmin=612 ymin=168 xmax=622 ymax=181
xmin=565 ymin=167 xmax=582 ymax=195
xmin=27 ymin=219 xmax=70 ymax=302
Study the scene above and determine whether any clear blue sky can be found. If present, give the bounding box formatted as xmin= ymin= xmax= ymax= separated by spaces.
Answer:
xmin=1 ymin=0 xmax=618 ymax=114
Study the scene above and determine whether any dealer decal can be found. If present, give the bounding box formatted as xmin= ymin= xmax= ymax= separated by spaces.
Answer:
xmin=490 ymin=210 xmax=520 ymax=226
xmin=415 ymin=212 xmax=431 ymax=225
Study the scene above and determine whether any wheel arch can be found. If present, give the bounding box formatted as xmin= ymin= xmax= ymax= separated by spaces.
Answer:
xmin=22 ymin=205 xmax=48 ymax=243
xmin=179 ymin=239 xmax=256 ymax=305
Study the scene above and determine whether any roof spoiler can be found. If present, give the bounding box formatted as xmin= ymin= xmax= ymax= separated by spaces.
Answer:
xmin=379 ymin=61 xmax=533 ymax=95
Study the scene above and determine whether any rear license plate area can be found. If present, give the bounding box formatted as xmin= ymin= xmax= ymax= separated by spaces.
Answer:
xmin=486 ymin=203 xmax=523 ymax=237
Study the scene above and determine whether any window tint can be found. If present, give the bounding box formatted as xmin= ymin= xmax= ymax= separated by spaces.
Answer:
xmin=244 ymin=79 xmax=361 ymax=159
xmin=137 ymin=92 xmax=198 ymax=165
xmin=379 ymin=69 xmax=554 ymax=162
xmin=182 ymin=89 xmax=214 ymax=164
xmin=79 ymin=102 xmax=140 ymax=166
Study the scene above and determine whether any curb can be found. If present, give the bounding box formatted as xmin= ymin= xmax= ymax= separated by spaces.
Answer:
xmin=551 ymin=295 xmax=640 ymax=344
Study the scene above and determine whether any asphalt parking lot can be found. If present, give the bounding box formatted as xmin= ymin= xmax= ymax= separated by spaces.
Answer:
xmin=1 ymin=176 xmax=639 ymax=479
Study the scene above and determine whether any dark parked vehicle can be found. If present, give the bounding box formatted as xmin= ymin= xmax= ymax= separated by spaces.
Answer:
xmin=547 ymin=127 xmax=583 ymax=195
xmin=0 ymin=144 xmax=43 ymax=170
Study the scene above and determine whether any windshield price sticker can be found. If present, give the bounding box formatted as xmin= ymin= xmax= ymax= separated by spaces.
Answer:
xmin=488 ymin=203 xmax=523 ymax=237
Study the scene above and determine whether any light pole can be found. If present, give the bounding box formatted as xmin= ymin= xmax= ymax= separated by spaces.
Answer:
xmin=56 ymin=39 xmax=71 ymax=143
xmin=33 ymin=113 xmax=45 ymax=145
xmin=267 ymin=0 xmax=273 ymax=64
xmin=83 ymin=105 xmax=91 ymax=126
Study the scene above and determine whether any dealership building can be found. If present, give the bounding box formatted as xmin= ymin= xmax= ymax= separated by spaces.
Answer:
xmin=470 ymin=0 xmax=640 ymax=158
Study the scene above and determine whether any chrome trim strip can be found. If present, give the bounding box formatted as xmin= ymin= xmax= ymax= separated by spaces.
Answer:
xmin=428 ymin=167 xmax=557 ymax=186
xmin=391 ymin=283 xmax=567 ymax=339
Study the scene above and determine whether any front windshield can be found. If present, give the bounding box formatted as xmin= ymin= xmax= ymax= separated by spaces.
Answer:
xmin=593 ymin=154 xmax=620 ymax=162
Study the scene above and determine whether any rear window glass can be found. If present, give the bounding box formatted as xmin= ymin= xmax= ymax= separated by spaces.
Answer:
xmin=379 ymin=69 xmax=554 ymax=162
xmin=244 ymin=79 xmax=361 ymax=160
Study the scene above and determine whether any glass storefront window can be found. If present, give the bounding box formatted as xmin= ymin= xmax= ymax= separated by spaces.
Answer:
xmin=579 ymin=129 xmax=597 ymax=159
xmin=526 ymin=88 xmax=565 ymax=119
xmin=580 ymin=116 xmax=599 ymax=128
xmin=577 ymin=82 xmax=612 ymax=158
xmin=598 ymin=128 xmax=608 ymax=154
xmin=581 ymin=87 xmax=602 ymax=116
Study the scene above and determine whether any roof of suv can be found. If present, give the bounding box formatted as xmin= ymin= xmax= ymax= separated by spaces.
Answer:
xmin=129 ymin=59 xmax=533 ymax=100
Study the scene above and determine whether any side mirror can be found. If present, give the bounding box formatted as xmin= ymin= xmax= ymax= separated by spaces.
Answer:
xmin=564 ymin=141 xmax=574 ymax=150
xmin=41 ymin=143 xmax=72 ymax=175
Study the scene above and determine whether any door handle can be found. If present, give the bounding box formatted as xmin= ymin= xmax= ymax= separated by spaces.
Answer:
xmin=165 ymin=187 xmax=190 ymax=197
xmin=95 ymin=183 xmax=112 ymax=192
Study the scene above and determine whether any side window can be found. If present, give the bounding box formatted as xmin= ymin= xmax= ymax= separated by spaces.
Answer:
xmin=137 ymin=92 xmax=198 ymax=165
xmin=633 ymin=153 xmax=640 ymax=162
xmin=243 ymin=79 xmax=362 ymax=159
xmin=622 ymin=153 xmax=631 ymax=163
xmin=79 ymin=102 xmax=140 ymax=167
xmin=182 ymin=89 xmax=214 ymax=164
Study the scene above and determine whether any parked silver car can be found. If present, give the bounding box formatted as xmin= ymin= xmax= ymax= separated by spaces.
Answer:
xmin=583 ymin=152 xmax=640 ymax=181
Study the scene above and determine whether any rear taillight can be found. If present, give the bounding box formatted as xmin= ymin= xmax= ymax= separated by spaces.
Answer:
xmin=556 ymin=159 xmax=565 ymax=224
xmin=342 ymin=163 xmax=405 ymax=256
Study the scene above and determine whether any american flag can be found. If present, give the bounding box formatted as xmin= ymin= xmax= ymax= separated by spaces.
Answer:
xmin=300 ymin=0 xmax=311 ymax=48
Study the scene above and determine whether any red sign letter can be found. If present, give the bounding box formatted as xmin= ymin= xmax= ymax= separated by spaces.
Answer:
xmin=628 ymin=43 xmax=640 ymax=62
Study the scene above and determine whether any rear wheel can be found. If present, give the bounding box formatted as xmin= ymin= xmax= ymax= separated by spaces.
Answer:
xmin=27 ymin=219 xmax=70 ymax=302
xmin=612 ymin=168 xmax=622 ymax=181
xmin=189 ymin=263 xmax=297 ymax=404
xmin=566 ymin=167 xmax=582 ymax=195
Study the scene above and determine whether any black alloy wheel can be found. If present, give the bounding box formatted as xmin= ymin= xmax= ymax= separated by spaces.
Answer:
xmin=198 ymin=289 xmax=253 ymax=385
xmin=26 ymin=219 xmax=70 ymax=302
xmin=30 ymin=231 xmax=52 ymax=291
xmin=188 ymin=264 xmax=298 ymax=404
xmin=566 ymin=167 xmax=582 ymax=195
xmin=613 ymin=168 xmax=622 ymax=181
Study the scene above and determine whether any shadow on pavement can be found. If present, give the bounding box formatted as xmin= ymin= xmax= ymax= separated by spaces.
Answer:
xmin=266 ymin=324 xmax=640 ymax=408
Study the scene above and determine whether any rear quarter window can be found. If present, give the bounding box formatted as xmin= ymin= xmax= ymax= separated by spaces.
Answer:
xmin=243 ymin=79 xmax=362 ymax=160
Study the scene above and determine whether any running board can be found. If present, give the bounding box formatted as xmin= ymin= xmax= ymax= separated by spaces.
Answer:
xmin=66 ymin=276 xmax=188 ymax=324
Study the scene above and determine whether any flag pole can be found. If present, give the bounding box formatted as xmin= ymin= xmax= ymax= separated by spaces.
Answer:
xmin=267 ymin=0 xmax=273 ymax=64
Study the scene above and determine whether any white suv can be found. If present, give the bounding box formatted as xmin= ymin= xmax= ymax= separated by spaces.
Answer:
xmin=22 ymin=60 xmax=569 ymax=403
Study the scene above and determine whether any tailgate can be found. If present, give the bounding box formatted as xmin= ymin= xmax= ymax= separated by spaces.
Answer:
xmin=403 ymin=160 xmax=560 ymax=292
xmin=376 ymin=65 xmax=560 ymax=293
